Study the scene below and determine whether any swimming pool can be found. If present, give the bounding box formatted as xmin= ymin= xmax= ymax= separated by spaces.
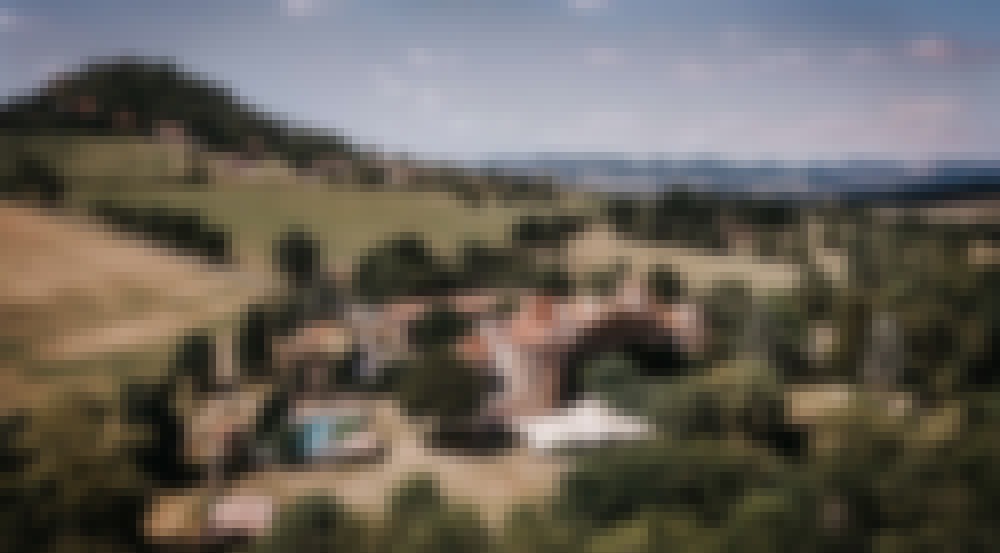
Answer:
xmin=299 ymin=414 xmax=366 ymax=458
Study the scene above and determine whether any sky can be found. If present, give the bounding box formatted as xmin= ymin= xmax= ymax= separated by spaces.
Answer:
xmin=2 ymin=0 xmax=1000 ymax=161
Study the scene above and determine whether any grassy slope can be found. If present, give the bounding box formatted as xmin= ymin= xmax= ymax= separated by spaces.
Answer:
xmin=0 ymin=200 xmax=278 ymax=411
xmin=13 ymin=135 xmax=541 ymax=265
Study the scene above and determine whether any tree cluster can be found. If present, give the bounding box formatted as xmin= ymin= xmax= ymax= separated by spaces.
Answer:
xmin=89 ymin=200 xmax=232 ymax=265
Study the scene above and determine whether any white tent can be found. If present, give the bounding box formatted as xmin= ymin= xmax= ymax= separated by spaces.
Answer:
xmin=514 ymin=398 xmax=653 ymax=452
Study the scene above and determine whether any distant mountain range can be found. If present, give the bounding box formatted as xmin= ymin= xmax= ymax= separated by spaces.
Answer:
xmin=4 ymin=56 xmax=999 ymax=204
xmin=479 ymin=155 xmax=1000 ymax=201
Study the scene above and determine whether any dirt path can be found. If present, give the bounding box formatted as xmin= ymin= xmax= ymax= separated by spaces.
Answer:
xmin=231 ymin=400 xmax=570 ymax=528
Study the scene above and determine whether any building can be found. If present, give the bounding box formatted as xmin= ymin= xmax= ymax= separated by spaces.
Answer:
xmin=454 ymin=282 xmax=707 ymax=446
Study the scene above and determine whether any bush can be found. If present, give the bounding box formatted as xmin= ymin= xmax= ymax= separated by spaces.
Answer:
xmin=386 ymin=506 xmax=492 ymax=553
xmin=456 ymin=239 xmax=521 ymax=291
xmin=557 ymin=437 xmax=783 ymax=532
xmin=4 ymin=152 xmax=67 ymax=208
xmin=119 ymin=376 xmax=201 ymax=487
xmin=255 ymin=495 xmax=370 ymax=553
xmin=170 ymin=329 xmax=217 ymax=394
xmin=396 ymin=347 xmax=494 ymax=429
xmin=510 ymin=214 xmax=584 ymax=250
xmin=408 ymin=304 xmax=475 ymax=353
xmin=1 ymin=393 xmax=151 ymax=553
xmin=578 ymin=350 xmax=646 ymax=415
xmin=648 ymin=264 xmax=686 ymax=303
xmin=703 ymin=279 xmax=754 ymax=363
xmin=378 ymin=474 xmax=493 ymax=553
xmin=353 ymin=233 xmax=456 ymax=303
xmin=581 ymin=261 xmax=628 ymax=297
xmin=87 ymin=201 xmax=232 ymax=265
xmin=501 ymin=504 xmax=581 ymax=553
xmin=274 ymin=226 xmax=323 ymax=288
xmin=236 ymin=302 xmax=283 ymax=380
xmin=602 ymin=195 xmax=641 ymax=237
xmin=528 ymin=264 xmax=576 ymax=297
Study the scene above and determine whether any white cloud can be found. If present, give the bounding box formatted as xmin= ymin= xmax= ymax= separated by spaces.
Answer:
xmin=416 ymin=87 xmax=442 ymax=112
xmin=371 ymin=66 xmax=444 ymax=114
xmin=755 ymin=48 xmax=809 ymax=73
xmin=0 ymin=8 xmax=21 ymax=30
xmin=720 ymin=25 xmax=757 ymax=50
xmin=673 ymin=60 xmax=714 ymax=84
xmin=282 ymin=0 xmax=320 ymax=18
xmin=585 ymin=46 xmax=623 ymax=67
xmin=845 ymin=46 xmax=883 ymax=67
xmin=568 ymin=0 xmax=609 ymax=13
xmin=538 ymin=109 xmax=643 ymax=150
xmin=907 ymin=35 xmax=956 ymax=63
xmin=406 ymin=47 xmax=435 ymax=68
xmin=373 ymin=67 xmax=407 ymax=98
xmin=886 ymin=95 xmax=961 ymax=123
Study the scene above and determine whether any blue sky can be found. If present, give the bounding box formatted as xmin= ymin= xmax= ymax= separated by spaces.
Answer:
xmin=2 ymin=0 xmax=999 ymax=160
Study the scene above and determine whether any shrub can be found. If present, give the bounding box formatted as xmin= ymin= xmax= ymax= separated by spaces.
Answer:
xmin=408 ymin=304 xmax=475 ymax=353
xmin=380 ymin=474 xmax=492 ymax=553
xmin=501 ymin=504 xmax=580 ymax=553
xmin=169 ymin=329 xmax=217 ymax=394
xmin=396 ymin=347 xmax=493 ymax=429
xmin=1 ymin=392 xmax=151 ymax=553
xmin=353 ymin=233 xmax=456 ymax=303
xmin=255 ymin=495 xmax=370 ymax=553
xmin=582 ymin=261 xmax=627 ymax=297
xmin=557 ymin=438 xmax=782 ymax=531
xmin=602 ymin=195 xmax=641 ymax=237
xmin=703 ymin=279 xmax=754 ymax=364
xmin=5 ymin=152 xmax=67 ymax=208
xmin=119 ymin=376 xmax=200 ymax=487
xmin=510 ymin=214 xmax=584 ymax=250
xmin=530 ymin=265 xmax=576 ymax=297
xmin=648 ymin=264 xmax=686 ymax=304
xmin=456 ymin=239 xmax=520 ymax=290
xmin=274 ymin=226 xmax=322 ymax=288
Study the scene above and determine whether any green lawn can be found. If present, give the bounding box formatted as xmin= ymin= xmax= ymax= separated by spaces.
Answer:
xmin=13 ymin=135 xmax=547 ymax=267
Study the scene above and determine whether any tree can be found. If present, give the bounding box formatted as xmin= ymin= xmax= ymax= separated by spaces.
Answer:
xmin=456 ymin=239 xmax=520 ymax=291
xmin=352 ymin=233 xmax=456 ymax=303
xmin=254 ymin=495 xmax=370 ymax=553
xmin=395 ymin=347 xmax=494 ymax=432
xmin=579 ymin=259 xmax=628 ymax=298
xmin=603 ymin=194 xmax=641 ymax=237
xmin=119 ymin=376 xmax=201 ymax=488
xmin=170 ymin=330 xmax=218 ymax=395
xmin=578 ymin=350 xmax=646 ymax=415
xmin=510 ymin=214 xmax=584 ymax=251
xmin=648 ymin=264 xmax=686 ymax=304
xmin=829 ymin=290 xmax=870 ymax=384
xmin=557 ymin=437 xmax=782 ymax=532
xmin=703 ymin=279 xmax=754 ymax=364
xmin=6 ymin=152 xmax=68 ymax=209
xmin=274 ymin=226 xmax=323 ymax=289
xmin=531 ymin=265 xmax=576 ymax=297
xmin=408 ymin=303 xmax=475 ymax=353
xmin=1 ymin=392 xmax=151 ymax=553
xmin=501 ymin=504 xmax=581 ymax=553
xmin=379 ymin=474 xmax=492 ymax=553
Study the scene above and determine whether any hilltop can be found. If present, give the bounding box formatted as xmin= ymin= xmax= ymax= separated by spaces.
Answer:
xmin=1 ymin=55 xmax=562 ymax=204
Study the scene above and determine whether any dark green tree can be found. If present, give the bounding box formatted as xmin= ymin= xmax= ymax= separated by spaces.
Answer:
xmin=648 ymin=264 xmax=687 ymax=304
xmin=352 ymin=232 xmax=456 ymax=303
xmin=254 ymin=495 xmax=371 ymax=553
xmin=274 ymin=225 xmax=323 ymax=289
xmin=0 ymin=393 xmax=151 ymax=553
xmin=408 ymin=303 xmax=475 ymax=353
